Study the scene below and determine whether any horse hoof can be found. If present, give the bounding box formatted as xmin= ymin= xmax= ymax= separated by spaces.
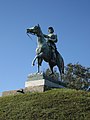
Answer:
xmin=49 ymin=73 xmax=54 ymax=76
xmin=32 ymin=63 xmax=35 ymax=66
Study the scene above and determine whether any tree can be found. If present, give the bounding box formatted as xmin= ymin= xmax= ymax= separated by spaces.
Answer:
xmin=63 ymin=63 xmax=90 ymax=90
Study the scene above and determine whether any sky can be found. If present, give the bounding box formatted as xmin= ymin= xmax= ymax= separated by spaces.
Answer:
xmin=0 ymin=0 xmax=90 ymax=93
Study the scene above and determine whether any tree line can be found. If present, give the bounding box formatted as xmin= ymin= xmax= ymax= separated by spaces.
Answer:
xmin=63 ymin=63 xmax=90 ymax=90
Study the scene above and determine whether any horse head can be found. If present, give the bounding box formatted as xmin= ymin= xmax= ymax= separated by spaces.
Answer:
xmin=27 ymin=24 xmax=41 ymax=36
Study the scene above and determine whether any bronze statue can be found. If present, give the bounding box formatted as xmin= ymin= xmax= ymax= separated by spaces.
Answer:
xmin=27 ymin=24 xmax=64 ymax=79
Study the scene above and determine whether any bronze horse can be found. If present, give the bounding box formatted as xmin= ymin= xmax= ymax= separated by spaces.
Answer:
xmin=27 ymin=24 xmax=64 ymax=79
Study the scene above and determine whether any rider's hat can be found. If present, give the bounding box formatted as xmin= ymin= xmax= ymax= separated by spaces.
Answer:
xmin=48 ymin=27 xmax=54 ymax=33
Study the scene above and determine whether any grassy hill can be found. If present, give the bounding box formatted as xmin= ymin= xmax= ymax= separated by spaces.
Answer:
xmin=0 ymin=89 xmax=90 ymax=120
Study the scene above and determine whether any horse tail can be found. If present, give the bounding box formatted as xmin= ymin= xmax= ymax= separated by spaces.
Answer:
xmin=56 ymin=51 xmax=64 ymax=74
xmin=62 ymin=58 xmax=64 ymax=74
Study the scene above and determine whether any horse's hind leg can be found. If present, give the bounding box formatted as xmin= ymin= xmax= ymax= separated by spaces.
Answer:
xmin=56 ymin=63 xmax=62 ymax=81
xmin=49 ymin=63 xmax=54 ymax=75
xmin=37 ymin=58 xmax=43 ymax=73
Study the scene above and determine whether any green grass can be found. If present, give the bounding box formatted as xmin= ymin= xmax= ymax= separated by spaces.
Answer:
xmin=0 ymin=89 xmax=90 ymax=120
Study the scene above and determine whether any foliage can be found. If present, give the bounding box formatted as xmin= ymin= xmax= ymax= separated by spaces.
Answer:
xmin=0 ymin=89 xmax=90 ymax=120
xmin=63 ymin=63 xmax=90 ymax=90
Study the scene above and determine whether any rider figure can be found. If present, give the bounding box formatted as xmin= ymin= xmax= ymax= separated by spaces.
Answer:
xmin=44 ymin=27 xmax=58 ymax=62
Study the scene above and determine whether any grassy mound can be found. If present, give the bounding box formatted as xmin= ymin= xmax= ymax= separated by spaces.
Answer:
xmin=0 ymin=89 xmax=90 ymax=120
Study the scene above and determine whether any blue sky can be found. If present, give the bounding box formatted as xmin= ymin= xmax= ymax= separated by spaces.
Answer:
xmin=0 ymin=0 xmax=90 ymax=93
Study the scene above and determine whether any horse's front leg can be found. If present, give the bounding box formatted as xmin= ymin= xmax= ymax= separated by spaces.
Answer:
xmin=32 ymin=52 xmax=43 ymax=66
xmin=32 ymin=55 xmax=37 ymax=66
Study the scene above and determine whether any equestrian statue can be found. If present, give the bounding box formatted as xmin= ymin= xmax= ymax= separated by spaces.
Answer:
xmin=26 ymin=24 xmax=64 ymax=79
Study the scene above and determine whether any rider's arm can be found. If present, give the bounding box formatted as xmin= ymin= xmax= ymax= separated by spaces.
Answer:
xmin=49 ymin=34 xmax=58 ymax=43
xmin=43 ymin=34 xmax=49 ymax=38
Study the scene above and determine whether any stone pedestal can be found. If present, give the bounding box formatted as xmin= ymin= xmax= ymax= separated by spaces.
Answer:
xmin=2 ymin=73 xmax=65 ymax=96
xmin=25 ymin=73 xmax=64 ymax=92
